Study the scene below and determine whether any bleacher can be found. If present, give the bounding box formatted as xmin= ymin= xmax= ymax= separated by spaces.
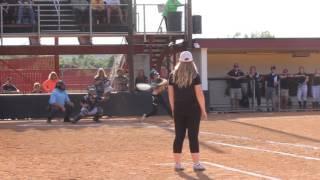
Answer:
xmin=1 ymin=0 xmax=129 ymax=34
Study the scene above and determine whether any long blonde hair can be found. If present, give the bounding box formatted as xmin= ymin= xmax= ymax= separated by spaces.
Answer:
xmin=95 ymin=68 xmax=107 ymax=79
xmin=172 ymin=62 xmax=198 ymax=88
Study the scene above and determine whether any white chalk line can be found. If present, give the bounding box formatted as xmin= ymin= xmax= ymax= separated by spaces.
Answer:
xmin=167 ymin=127 xmax=320 ymax=150
xmin=265 ymin=140 xmax=320 ymax=150
xmin=207 ymin=141 xmax=320 ymax=161
xmin=17 ymin=123 xmax=103 ymax=127
xmin=16 ymin=122 xmax=160 ymax=128
xmin=200 ymin=131 xmax=320 ymax=150
xmin=155 ymin=162 xmax=280 ymax=180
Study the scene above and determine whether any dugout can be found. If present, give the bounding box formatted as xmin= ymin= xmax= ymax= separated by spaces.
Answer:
xmin=193 ymin=38 xmax=320 ymax=112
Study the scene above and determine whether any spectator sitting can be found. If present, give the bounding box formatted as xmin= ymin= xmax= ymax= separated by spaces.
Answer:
xmin=91 ymin=0 xmax=106 ymax=24
xmin=17 ymin=0 xmax=35 ymax=24
xmin=71 ymin=87 xmax=103 ymax=124
xmin=1 ymin=77 xmax=20 ymax=93
xmin=47 ymin=80 xmax=74 ymax=123
xmin=105 ymin=0 xmax=123 ymax=24
xmin=120 ymin=0 xmax=128 ymax=23
xmin=42 ymin=71 xmax=59 ymax=93
xmin=70 ymin=0 xmax=89 ymax=25
xmin=2 ymin=0 xmax=17 ymax=24
xmin=112 ymin=68 xmax=129 ymax=92
xmin=135 ymin=69 xmax=148 ymax=85
xmin=94 ymin=67 xmax=111 ymax=98
xmin=31 ymin=82 xmax=43 ymax=93
xmin=1 ymin=0 xmax=9 ymax=23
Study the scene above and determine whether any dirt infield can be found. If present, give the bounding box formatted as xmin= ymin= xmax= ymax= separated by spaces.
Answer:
xmin=1 ymin=112 xmax=320 ymax=179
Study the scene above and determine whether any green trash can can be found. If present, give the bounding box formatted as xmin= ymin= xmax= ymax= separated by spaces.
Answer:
xmin=167 ymin=11 xmax=182 ymax=32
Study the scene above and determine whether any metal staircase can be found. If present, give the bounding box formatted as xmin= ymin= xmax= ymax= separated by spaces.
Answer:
xmin=130 ymin=34 xmax=185 ymax=69
xmin=33 ymin=0 xmax=79 ymax=32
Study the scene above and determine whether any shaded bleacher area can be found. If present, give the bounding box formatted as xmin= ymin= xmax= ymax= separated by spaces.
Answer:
xmin=1 ymin=0 xmax=129 ymax=34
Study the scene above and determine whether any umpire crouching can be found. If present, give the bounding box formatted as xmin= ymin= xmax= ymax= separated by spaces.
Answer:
xmin=47 ymin=80 xmax=74 ymax=123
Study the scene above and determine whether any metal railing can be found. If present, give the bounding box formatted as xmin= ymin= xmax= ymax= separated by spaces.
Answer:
xmin=0 ymin=3 xmax=186 ymax=38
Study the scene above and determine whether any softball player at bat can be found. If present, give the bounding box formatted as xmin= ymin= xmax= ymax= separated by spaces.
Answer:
xmin=141 ymin=71 xmax=171 ymax=120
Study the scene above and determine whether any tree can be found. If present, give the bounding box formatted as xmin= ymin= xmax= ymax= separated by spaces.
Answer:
xmin=232 ymin=31 xmax=275 ymax=38
xmin=59 ymin=55 xmax=114 ymax=69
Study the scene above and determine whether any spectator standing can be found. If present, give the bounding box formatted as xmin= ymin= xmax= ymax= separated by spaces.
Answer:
xmin=247 ymin=65 xmax=262 ymax=111
xmin=265 ymin=66 xmax=279 ymax=112
xmin=31 ymin=82 xmax=42 ymax=93
xmin=279 ymin=68 xmax=290 ymax=110
xmin=1 ymin=77 xmax=20 ymax=93
xmin=227 ymin=63 xmax=245 ymax=110
xmin=295 ymin=66 xmax=309 ymax=109
xmin=112 ymin=69 xmax=129 ymax=91
xmin=47 ymin=80 xmax=74 ymax=123
xmin=162 ymin=0 xmax=183 ymax=29
xmin=17 ymin=0 xmax=35 ymax=24
xmin=42 ymin=71 xmax=59 ymax=93
xmin=311 ymin=68 xmax=320 ymax=108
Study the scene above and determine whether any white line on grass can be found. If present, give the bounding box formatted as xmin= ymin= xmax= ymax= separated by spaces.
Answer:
xmin=207 ymin=141 xmax=320 ymax=161
xmin=155 ymin=162 xmax=280 ymax=180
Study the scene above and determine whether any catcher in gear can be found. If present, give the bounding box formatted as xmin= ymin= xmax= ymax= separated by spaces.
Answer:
xmin=72 ymin=87 xmax=104 ymax=123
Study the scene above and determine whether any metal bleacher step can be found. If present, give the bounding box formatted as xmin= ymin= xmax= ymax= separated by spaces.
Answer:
xmin=33 ymin=0 xmax=80 ymax=32
xmin=42 ymin=29 xmax=81 ymax=32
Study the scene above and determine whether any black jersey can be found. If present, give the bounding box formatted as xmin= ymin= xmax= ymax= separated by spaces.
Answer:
xmin=81 ymin=95 xmax=101 ymax=111
xmin=169 ymin=73 xmax=201 ymax=106
xmin=227 ymin=69 xmax=244 ymax=88
xmin=296 ymin=73 xmax=307 ymax=85
xmin=265 ymin=73 xmax=278 ymax=88
xmin=280 ymin=76 xmax=290 ymax=89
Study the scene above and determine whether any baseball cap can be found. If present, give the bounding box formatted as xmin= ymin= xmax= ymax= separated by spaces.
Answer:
xmin=150 ymin=70 xmax=159 ymax=78
xmin=88 ymin=87 xmax=97 ymax=95
xmin=179 ymin=51 xmax=193 ymax=62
